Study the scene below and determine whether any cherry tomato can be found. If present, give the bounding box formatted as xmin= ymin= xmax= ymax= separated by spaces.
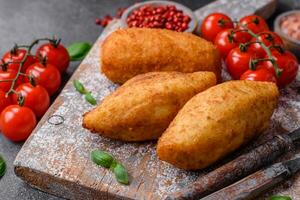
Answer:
xmin=36 ymin=43 xmax=70 ymax=74
xmin=200 ymin=13 xmax=234 ymax=42
xmin=0 ymin=105 xmax=36 ymax=142
xmin=239 ymin=15 xmax=269 ymax=34
xmin=0 ymin=90 xmax=11 ymax=114
xmin=225 ymin=47 xmax=256 ymax=79
xmin=214 ymin=29 xmax=251 ymax=58
xmin=0 ymin=69 xmax=24 ymax=92
xmin=248 ymin=31 xmax=284 ymax=58
xmin=240 ymin=66 xmax=277 ymax=83
xmin=2 ymin=49 xmax=37 ymax=72
xmin=12 ymin=83 xmax=50 ymax=118
xmin=26 ymin=62 xmax=61 ymax=95
xmin=263 ymin=50 xmax=298 ymax=87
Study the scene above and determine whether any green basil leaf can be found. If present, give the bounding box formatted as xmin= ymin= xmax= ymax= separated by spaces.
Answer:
xmin=91 ymin=150 xmax=114 ymax=168
xmin=269 ymin=195 xmax=292 ymax=200
xmin=0 ymin=155 xmax=6 ymax=178
xmin=113 ymin=163 xmax=129 ymax=185
xmin=110 ymin=160 xmax=117 ymax=170
xmin=85 ymin=92 xmax=97 ymax=105
xmin=73 ymin=80 xmax=86 ymax=94
xmin=67 ymin=42 xmax=91 ymax=61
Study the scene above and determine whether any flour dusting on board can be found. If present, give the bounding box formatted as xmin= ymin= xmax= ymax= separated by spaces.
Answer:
xmin=14 ymin=19 xmax=300 ymax=200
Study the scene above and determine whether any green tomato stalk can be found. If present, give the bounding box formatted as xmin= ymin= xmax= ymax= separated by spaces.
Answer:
xmin=229 ymin=24 xmax=283 ymax=77
xmin=0 ymin=38 xmax=59 ymax=105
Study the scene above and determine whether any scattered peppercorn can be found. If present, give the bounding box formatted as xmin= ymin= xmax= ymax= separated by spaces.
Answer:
xmin=95 ymin=7 xmax=127 ymax=28
xmin=95 ymin=15 xmax=113 ymax=27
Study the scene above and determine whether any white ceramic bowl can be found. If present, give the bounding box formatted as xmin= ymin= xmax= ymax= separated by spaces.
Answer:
xmin=274 ymin=10 xmax=300 ymax=58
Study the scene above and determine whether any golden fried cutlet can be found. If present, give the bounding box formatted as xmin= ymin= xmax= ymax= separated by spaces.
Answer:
xmin=157 ymin=80 xmax=279 ymax=170
xmin=83 ymin=71 xmax=216 ymax=141
xmin=101 ymin=28 xmax=221 ymax=84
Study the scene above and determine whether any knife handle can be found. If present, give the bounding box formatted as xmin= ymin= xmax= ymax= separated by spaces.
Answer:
xmin=202 ymin=163 xmax=291 ymax=200
xmin=167 ymin=134 xmax=293 ymax=200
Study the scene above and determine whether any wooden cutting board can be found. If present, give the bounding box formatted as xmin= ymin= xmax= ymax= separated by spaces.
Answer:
xmin=14 ymin=0 xmax=300 ymax=199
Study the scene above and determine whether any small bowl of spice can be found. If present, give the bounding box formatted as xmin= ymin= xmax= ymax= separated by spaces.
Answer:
xmin=120 ymin=1 xmax=197 ymax=33
xmin=274 ymin=10 xmax=300 ymax=57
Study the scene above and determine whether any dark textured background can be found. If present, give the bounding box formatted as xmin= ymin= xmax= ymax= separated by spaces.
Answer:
xmin=0 ymin=0 xmax=298 ymax=199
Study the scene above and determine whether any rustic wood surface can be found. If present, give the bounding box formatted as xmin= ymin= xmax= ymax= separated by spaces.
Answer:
xmin=14 ymin=0 xmax=300 ymax=199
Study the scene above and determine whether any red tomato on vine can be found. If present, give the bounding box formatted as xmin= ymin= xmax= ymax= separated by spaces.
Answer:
xmin=240 ymin=66 xmax=277 ymax=84
xmin=36 ymin=42 xmax=70 ymax=74
xmin=0 ymin=90 xmax=11 ymax=114
xmin=2 ymin=48 xmax=37 ymax=72
xmin=26 ymin=62 xmax=61 ymax=95
xmin=12 ymin=83 xmax=50 ymax=118
xmin=248 ymin=31 xmax=284 ymax=58
xmin=0 ymin=105 xmax=36 ymax=142
xmin=263 ymin=50 xmax=298 ymax=87
xmin=214 ymin=29 xmax=251 ymax=58
xmin=0 ymin=69 xmax=24 ymax=92
xmin=239 ymin=15 xmax=269 ymax=34
xmin=226 ymin=47 xmax=256 ymax=79
xmin=201 ymin=13 xmax=234 ymax=42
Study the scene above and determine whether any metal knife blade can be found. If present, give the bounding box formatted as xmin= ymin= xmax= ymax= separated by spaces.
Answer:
xmin=289 ymin=127 xmax=300 ymax=142
xmin=167 ymin=128 xmax=300 ymax=200
xmin=201 ymin=157 xmax=300 ymax=200
xmin=167 ymin=133 xmax=294 ymax=200
xmin=283 ymin=157 xmax=300 ymax=174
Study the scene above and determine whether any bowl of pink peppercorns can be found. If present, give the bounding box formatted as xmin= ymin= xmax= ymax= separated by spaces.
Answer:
xmin=120 ymin=1 xmax=197 ymax=33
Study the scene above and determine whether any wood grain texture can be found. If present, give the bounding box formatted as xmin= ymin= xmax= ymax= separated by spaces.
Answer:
xmin=14 ymin=0 xmax=300 ymax=199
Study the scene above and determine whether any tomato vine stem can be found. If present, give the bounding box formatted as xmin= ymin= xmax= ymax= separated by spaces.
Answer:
xmin=4 ymin=38 xmax=57 ymax=97
xmin=239 ymin=41 xmax=261 ymax=52
xmin=237 ymin=24 xmax=282 ymax=77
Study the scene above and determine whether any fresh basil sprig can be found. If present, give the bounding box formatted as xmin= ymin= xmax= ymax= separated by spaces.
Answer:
xmin=0 ymin=155 xmax=6 ymax=178
xmin=85 ymin=92 xmax=97 ymax=105
xmin=67 ymin=42 xmax=91 ymax=61
xmin=113 ymin=163 xmax=129 ymax=185
xmin=91 ymin=150 xmax=114 ymax=168
xmin=73 ymin=80 xmax=97 ymax=106
xmin=269 ymin=195 xmax=292 ymax=200
xmin=91 ymin=150 xmax=129 ymax=185
xmin=73 ymin=80 xmax=86 ymax=94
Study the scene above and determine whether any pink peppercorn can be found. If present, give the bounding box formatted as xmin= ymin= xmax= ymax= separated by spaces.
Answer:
xmin=127 ymin=5 xmax=190 ymax=32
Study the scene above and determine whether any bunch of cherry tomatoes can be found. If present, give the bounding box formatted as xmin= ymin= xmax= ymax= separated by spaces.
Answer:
xmin=0 ymin=39 xmax=70 ymax=142
xmin=201 ymin=13 xmax=299 ymax=86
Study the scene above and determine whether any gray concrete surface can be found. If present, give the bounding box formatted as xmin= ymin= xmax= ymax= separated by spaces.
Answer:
xmin=0 ymin=0 xmax=297 ymax=199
